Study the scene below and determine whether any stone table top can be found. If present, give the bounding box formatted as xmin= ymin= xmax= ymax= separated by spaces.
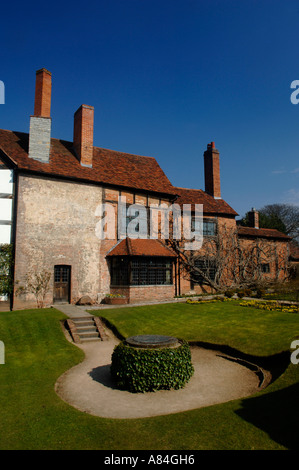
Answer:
xmin=125 ymin=334 xmax=180 ymax=349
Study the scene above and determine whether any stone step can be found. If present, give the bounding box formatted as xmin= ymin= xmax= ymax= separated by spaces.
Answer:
xmin=79 ymin=336 xmax=102 ymax=343
xmin=76 ymin=326 xmax=98 ymax=332
xmin=79 ymin=331 xmax=100 ymax=338
xmin=72 ymin=315 xmax=93 ymax=322
xmin=66 ymin=316 xmax=107 ymax=343
xmin=75 ymin=322 xmax=96 ymax=328
xmin=66 ymin=316 xmax=101 ymax=343
xmin=72 ymin=317 xmax=94 ymax=323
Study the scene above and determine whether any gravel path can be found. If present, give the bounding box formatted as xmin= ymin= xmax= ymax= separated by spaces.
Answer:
xmin=55 ymin=329 xmax=268 ymax=419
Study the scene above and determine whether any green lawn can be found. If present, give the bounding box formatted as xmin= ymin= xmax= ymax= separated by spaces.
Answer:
xmin=265 ymin=292 xmax=299 ymax=302
xmin=93 ymin=301 xmax=299 ymax=356
xmin=0 ymin=303 xmax=298 ymax=450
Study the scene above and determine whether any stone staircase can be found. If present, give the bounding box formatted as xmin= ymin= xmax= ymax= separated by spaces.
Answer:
xmin=66 ymin=316 xmax=109 ymax=343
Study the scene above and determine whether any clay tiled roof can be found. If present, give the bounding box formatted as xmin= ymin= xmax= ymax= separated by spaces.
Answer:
xmin=174 ymin=187 xmax=238 ymax=216
xmin=0 ymin=129 xmax=177 ymax=196
xmin=237 ymin=226 xmax=291 ymax=240
xmin=106 ymin=238 xmax=177 ymax=257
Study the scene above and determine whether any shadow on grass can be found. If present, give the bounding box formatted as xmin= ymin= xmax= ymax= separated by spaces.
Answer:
xmin=235 ymin=382 xmax=299 ymax=450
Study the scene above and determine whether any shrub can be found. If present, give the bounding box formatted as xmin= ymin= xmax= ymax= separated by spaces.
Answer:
xmin=225 ymin=290 xmax=234 ymax=298
xmin=243 ymin=288 xmax=252 ymax=297
xmin=255 ymin=288 xmax=265 ymax=299
xmin=105 ymin=293 xmax=126 ymax=298
xmin=237 ymin=290 xmax=245 ymax=298
xmin=0 ymin=244 xmax=13 ymax=296
xmin=110 ymin=339 xmax=194 ymax=393
xmin=15 ymin=269 xmax=51 ymax=308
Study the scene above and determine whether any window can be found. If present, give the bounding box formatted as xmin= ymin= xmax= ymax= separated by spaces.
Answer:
xmin=131 ymin=258 xmax=172 ymax=285
xmin=54 ymin=266 xmax=70 ymax=283
xmin=191 ymin=217 xmax=216 ymax=236
xmin=110 ymin=257 xmax=173 ymax=286
xmin=261 ymin=263 xmax=270 ymax=273
xmin=110 ymin=258 xmax=130 ymax=286
xmin=118 ymin=203 xmax=148 ymax=238
xmin=192 ymin=258 xmax=217 ymax=285
xmin=203 ymin=221 xmax=216 ymax=236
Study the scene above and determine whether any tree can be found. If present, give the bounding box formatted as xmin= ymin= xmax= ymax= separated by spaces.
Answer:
xmin=0 ymin=244 xmax=13 ymax=297
xmin=167 ymin=224 xmax=290 ymax=291
xmin=239 ymin=210 xmax=287 ymax=234
xmin=15 ymin=269 xmax=51 ymax=308
xmin=259 ymin=204 xmax=299 ymax=241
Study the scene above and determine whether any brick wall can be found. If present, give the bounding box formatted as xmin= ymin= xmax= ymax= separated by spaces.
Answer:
xmin=34 ymin=68 xmax=52 ymax=118
xmin=110 ymin=285 xmax=175 ymax=303
xmin=204 ymin=143 xmax=221 ymax=199
xmin=73 ymin=105 xmax=94 ymax=167
xmin=13 ymin=174 xmax=103 ymax=309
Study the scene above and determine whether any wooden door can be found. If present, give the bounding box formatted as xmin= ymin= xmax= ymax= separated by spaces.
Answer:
xmin=54 ymin=265 xmax=71 ymax=303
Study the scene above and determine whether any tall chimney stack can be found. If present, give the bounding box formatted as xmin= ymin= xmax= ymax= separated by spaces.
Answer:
xmin=28 ymin=68 xmax=52 ymax=163
xmin=73 ymin=104 xmax=94 ymax=167
xmin=204 ymin=142 xmax=221 ymax=199
xmin=248 ymin=208 xmax=259 ymax=229
xmin=34 ymin=68 xmax=52 ymax=117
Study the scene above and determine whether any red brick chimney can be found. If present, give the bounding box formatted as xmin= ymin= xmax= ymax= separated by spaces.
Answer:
xmin=34 ymin=68 xmax=52 ymax=117
xmin=28 ymin=68 xmax=52 ymax=163
xmin=204 ymin=142 xmax=221 ymax=199
xmin=248 ymin=208 xmax=259 ymax=229
xmin=73 ymin=104 xmax=94 ymax=167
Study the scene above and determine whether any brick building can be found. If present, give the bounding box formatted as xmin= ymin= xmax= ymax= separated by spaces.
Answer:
xmin=0 ymin=69 xmax=291 ymax=309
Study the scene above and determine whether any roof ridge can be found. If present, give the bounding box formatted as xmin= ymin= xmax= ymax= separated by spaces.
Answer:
xmin=237 ymin=225 xmax=291 ymax=239
xmin=175 ymin=186 xmax=204 ymax=192
xmin=126 ymin=237 xmax=133 ymax=255
xmin=93 ymin=146 xmax=157 ymax=160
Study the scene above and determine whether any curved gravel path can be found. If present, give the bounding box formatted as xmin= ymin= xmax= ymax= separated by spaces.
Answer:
xmin=55 ymin=332 xmax=268 ymax=419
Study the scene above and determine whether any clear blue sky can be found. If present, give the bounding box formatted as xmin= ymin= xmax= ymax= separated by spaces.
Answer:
xmin=1 ymin=0 xmax=299 ymax=218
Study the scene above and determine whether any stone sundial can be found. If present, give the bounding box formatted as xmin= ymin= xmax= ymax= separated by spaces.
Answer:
xmin=125 ymin=334 xmax=180 ymax=349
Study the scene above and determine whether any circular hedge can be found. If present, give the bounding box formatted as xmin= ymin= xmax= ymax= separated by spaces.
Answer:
xmin=110 ymin=339 xmax=194 ymax=393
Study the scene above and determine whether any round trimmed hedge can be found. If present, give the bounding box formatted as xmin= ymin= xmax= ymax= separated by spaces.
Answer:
xmin=110 ymin=339 xmax=194 ymax=393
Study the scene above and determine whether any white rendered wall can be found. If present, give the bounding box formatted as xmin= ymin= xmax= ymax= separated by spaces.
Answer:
xmin=0 ymin=169 xmax=13 ymax=244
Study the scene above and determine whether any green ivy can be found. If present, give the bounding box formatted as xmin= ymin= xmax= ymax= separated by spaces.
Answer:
xmin=0 ymin=244 xmax=13 ymax=296
xmin=110 ymin=340 xmax=194 ymax=393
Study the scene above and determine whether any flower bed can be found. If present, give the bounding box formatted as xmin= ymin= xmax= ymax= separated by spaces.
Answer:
xmin=104 ymin=294 xmax=128 ymax=305
xmin=239 ymin=300 xmax=299 ymax=313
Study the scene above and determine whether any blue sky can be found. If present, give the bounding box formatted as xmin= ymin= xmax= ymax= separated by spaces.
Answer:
xmin=1 ymin=0 xmax=299 ymax=218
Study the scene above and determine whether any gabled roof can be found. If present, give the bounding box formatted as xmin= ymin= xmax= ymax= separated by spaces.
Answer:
xmin=106 ymin=238 xmax=177 ymax=257
xmin=237 ymin=226 xmax=291 ymax=240
xmin=174 ymin=187 xmax=238 ymax=216
xmin=0 ymin=130 xmax=239 ymax=217
xmin=0 ymin=129 xmax=177 ymax=197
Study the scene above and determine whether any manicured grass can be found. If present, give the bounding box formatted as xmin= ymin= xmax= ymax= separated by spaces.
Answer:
xmin=93 ymin=301 xmax=299 ymax=356
xmin=265 ymin=292 xmax=299 ymax=302
xmin=0 ymin=304 xmax=298 ymax=450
